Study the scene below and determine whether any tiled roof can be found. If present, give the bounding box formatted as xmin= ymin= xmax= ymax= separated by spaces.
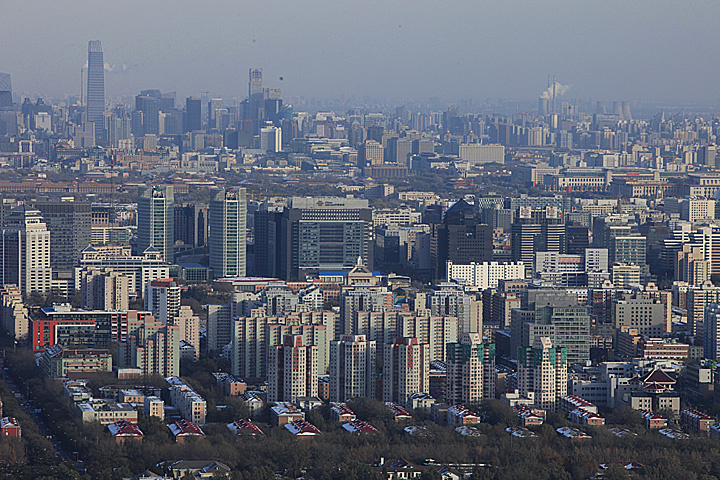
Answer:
xmin=108 ymin=420 xmax=143 ymax=437
xmin=168 ymin=419 xmax=204 ymax=437
xmin=342 ymin=419 xmax=378 ymax=434
xmin=285 ymin=419 xmax=321 ymax=436
xmin=227 ymin=419 xmax=264 ymax=436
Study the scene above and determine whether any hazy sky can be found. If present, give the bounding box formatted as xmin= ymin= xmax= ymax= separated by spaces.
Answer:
xmin=3 ymin=0 xmax=719 ymax=104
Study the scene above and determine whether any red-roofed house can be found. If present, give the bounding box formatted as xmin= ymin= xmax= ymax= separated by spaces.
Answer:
xmin=330 ymin=403 xmax=357 ymax=422
xmin=386 ymin=403 xmax=412 ymax=422
xmin=342 ymin=419 xmax=378 ymax=434
xmin=168 ymin=419 xmax=205 ymax=443
xmin=107 ymin=420 xmax=143 ymax=444
xmin=569 ymin=408 xmax=605 ymax=426
xmin=447 ymin=405 xmax=481 ymax=426
xmin=638 ymin=409 xmax=667 ymax=429
xmin=284 ymin=419 xmax=321 ymax=438
xmin=514 ymin=406 xmax=545 ymax=426
xmin=0 ymin=417 xmax=20 ymax=438
xmin=560 ymin=395 xmax=598 ymax=414
xmin=680 ymin=408 xmax=715 ymax=435
xmin=227 ymin=419 xmax=264 ymax=436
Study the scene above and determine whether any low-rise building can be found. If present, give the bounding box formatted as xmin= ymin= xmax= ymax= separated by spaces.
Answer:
xmin=166 ymin=376 xmax=207 ymax=425
xmin=284 ymin=419 xmax=321 ymax=437
xmin=226 ymin=419 xmax=264 ymax=436
xmin=386 ymin=403 xmax=412 ymax=422
xmin=271 ymin=403 xmax=305 ymax=426
xmin=556 ymin=426 xmax=591 ymax=440
xmin=638 ymin=410 xmax=668 ymax=429
xmin=330 ymin=403 xmax=356 ymax=422
xmin=680 ymin=408 xmax=715 ymax=435
xmin=560 ymin=395 xmax=598 ymax=414
xmin=144 ymin=396 xmax=164 ymax=420
xmin=63 ymin=379 xmax=93 ymax=402
xmin=168 ymin=460 xmax=230 ymax=478
xmin=342 ymin=419 xmax=378 ymax=434
xmin=40 ymin=345 xmax=112 ymax=379
xmin=447 ymin=405 xmax=481 ymax=426
xmin=76 ymin=400 xmax=138 ymax=425
xmin=514 ymin=406 xmax=545 ymax=426
xmin=168 ymin=419 xmax=205 ymax=443
xmin=107 ymin=420 xmax=143 ymax=444
xmin=0 ymin=417 xmax=21 ymax=438
xmin=569 ymin=408 xmax=605 ymax=426
xmin=239 ymin=392 xmax=264 ymax=417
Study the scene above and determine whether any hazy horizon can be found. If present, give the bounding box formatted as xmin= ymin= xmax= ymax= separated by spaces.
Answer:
xmin=4 ymin=1 xmax=720 ymax=106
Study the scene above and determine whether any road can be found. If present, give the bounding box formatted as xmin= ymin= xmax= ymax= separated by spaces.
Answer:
xmin=2 ymin=372 xmax=74 ymax=463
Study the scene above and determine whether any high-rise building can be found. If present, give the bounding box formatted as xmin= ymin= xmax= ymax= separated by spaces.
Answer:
xmin=138 ymin=185 xmax=174 ymax=263
xmin=118 ymin=314 xmax=180 ymax=377
xmin=174 ymin=203 xmax=208 ymax=248
xmin=280 ymin=197 xmax=373 ymax=281
xmin=174 ymin=305 xmax=200 ymax=360
xmin=34 ymin=198 xmax=92 ymax=273
xmin=135 ymin=90 xmax=161 ymax=136
xmin=267 ymin=335 xmax=318 ymax=403
xmin=382 ymin=337 xmax=430 ymax=406
xmin=0 ymin=73 xmax=12 ymax=108
xmin=446 ymin=333 xmax=496 ymax=405
xmin=86 ymin=41 xmax=105 ymax=142
xmin=435 ymin=200 xmax=493 ymax=280
xmin=207 ymin=303 xmax=233 ymax=354
xmin=146 ymin=279 xmax=181 ymax=324
xmin=518 ymin=336 xmax=568 ymax=411
xmin=688 ymin=281 xmax=720 ymax=337
xmin=328 ymin=335 xmax=377 ymax=402
xmin=260 ymin=126 xmax=282 ymax=152
xmin=704 ymin=304 xmax=720 ymax=360
xmin=185 ymin=97 xmax=201 ymax=132
xmin=209 ymin=188 xmax=246 ymax=278
xmin=80 ymin=269 xmax=129 ymax=311
xmin=511 ymin=206 xmax=565 ymax=278
xmin=0 ymin=205 xmax=52 ymax=296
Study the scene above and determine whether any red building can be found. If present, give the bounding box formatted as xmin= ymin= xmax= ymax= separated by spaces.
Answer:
xmin=168 ymin=419 xmax=205 ymax=443
xmin=0 ymin=417 xmax=21 ymax=438
xmin=107 ymin=420 xmax=143 ymax=444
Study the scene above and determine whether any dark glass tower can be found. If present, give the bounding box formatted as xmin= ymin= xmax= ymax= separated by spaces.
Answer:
xmin=86 ymin=40 xmax=105 ymax=141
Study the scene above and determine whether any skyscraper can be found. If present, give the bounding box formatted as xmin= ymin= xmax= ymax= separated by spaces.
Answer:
xmin=328 ymin=335 xmax=377 ymax=402
xmin=209 ymin=187 xmax=246 ymax=278
xmin=185 ymin=97 xmax=201 ymax=132
xmin=34 ymin=198 xmax=92 ymax=273
xmin=138 ymin=185 xmax=174 ymax=263
xmin=280 ymin=197 xmax=373 ymax=281
xmin=248 ymin=68 xmax=264 ymax=134
xmin=0 ymin=205 xmax=52 ymax=296
xmin=0 ymin=73 xmax=12 ymax=108
xmin=383 ymin=337 xmax=430 ymax=406
xmin=267 ymin=335 xmax=318 ymax=403
xmin=446 ymin=333 xmax=496 ymax=405
xmin=518 ymin=336 xmax=568 ymax=411
xmin=435 ymin=199 xmax=493 ymax=281
xmin=86 ymin=41 xmax=105 ymax=142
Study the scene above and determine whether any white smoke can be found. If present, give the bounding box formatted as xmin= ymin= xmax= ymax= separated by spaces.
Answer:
xmin=540 ymin=81 xmax=571 ymax=100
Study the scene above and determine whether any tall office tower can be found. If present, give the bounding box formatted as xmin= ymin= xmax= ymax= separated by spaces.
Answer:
xmin=698 ymin=145 xmax=717 ymax=168
xmin=248 ymin=68 xmax=264 ymax=134
xmin=207 ymin=98 xmax=223 ymax=129
xmin=446 ymin=333 xmax=496 ymax=405
xmin=174 ymin=305 xmax=200 ymax=360
xmin=280 ymin=197 xmax=373 ymax=281
xmin=138 ymin=185 xmax=174 ymax=263
xmin=535 ymin=304 xmax=591 ymax=365
xmin=253 ymin=204 xmax=283 ymax=277
xmin=357 ymin=140 xmax=385 ymax=172
xmin=383 ymin=337 xmax=430 ymax=406
xmin=207 ymin=303 xmax=232 ymax=354
xmin=34 ymin=198 xmax=92 ymax=273
xmin=566 ymin=226 xmax=589 ymax=255
xmin=511 ymin=207 xmax=565 ymax=278
xmin=174 ymin=204 xmax=208 ymax=248
xmin=704 ymin=304 xmax=720 ymax=360
xmin=435 ymin=200 xmax=493 ymax=281
xmin=185 ymin=97 xmax=202 ymax=132
xmin=80 ymin=269 xmax=129 ymax=311
xmin=610 ymin=236 xmax=646 ymax=267
xmin=0 ymin=73 xmax=12 ymax=107
xmin=146 ymin=279 xmax=181 ymax=324
xmin=386 ymin=137 xmax=413 ymax=165
xmin=328 ymin=335 xmax=377 ymax=402
xmin=86 ymin=41 xmax=105 ymax=142
xmin=267 ymin=335 xmax=318 ymax=403
xmin=0 ymin=205 xmax=52 ymax=296
xmin=260 ymin=126 xmax=282 ymax=152
xmin=118 ymin=314 xmax=180 ymax=377
xmin=209 ymin=187 xmax=247 ymax=278
xmin=135 ymin=90 xmax=161 ymax=135
xmin=517 ymin=336 xmax=568 ymax=411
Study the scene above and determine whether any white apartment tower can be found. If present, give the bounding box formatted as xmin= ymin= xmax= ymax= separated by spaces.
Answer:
xmin=0 ymin=205 xmax=52 ymax=296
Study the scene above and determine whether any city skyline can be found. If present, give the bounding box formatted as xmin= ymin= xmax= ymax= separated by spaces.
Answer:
xmin=3 ymin=1 xmax=720 ymax=104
